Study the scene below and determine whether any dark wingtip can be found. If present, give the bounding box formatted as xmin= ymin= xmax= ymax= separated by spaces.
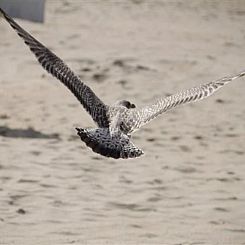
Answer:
xmin=0 ymin=7 xmax=6 ymax=18
xmin=0 ymin=8 xmax=12 ymax=22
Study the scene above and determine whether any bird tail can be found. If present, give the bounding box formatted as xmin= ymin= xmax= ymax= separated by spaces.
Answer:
xmin=76 ymin=127 xmax=143 ymax=159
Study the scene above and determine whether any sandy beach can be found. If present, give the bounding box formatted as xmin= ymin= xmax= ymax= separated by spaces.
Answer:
xmin=0 ymin=1 xmax=245 ymax=244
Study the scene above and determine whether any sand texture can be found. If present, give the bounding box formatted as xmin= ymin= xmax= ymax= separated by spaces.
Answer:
xmin=0 ymin=1 xmax=245 ymax=244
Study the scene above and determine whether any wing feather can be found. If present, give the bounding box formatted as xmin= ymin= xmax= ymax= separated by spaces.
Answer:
xmin=0 ymin=8 xmax=109 ymax=127
xmin=127 ymin=70 xmax=245 ymax=132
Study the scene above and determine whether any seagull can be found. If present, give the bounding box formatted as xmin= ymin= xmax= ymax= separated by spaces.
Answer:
xmin=1 ymin=8 xmax=244 ymax=159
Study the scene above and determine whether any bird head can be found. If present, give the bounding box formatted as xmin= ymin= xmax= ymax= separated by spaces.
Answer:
xmin=116 ymin=100 xmax=136 ymax=109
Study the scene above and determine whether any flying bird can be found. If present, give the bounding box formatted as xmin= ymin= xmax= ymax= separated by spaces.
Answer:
xmin=0 ymin=8 xmax=244 ymax=159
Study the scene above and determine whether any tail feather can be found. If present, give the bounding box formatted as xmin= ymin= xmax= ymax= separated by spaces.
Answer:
xmin=76 ymin=128 xmax=143 ymax=159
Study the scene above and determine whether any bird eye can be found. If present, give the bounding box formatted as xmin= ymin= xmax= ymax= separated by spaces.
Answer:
xmin=126 ymin=102 xmax=131 ymax=108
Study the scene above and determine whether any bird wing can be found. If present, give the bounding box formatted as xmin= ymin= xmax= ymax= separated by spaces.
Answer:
xmin=126 ymin=70 xmax=245 ymax=132
xmin=0 ymin=8 xmax=109 ymax=127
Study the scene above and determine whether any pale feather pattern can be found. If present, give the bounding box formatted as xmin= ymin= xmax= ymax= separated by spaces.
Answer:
xmin=0 ymin=8 xmax=109 ymax=128
xmin=126 ymin=71 xmax=245 ymax=132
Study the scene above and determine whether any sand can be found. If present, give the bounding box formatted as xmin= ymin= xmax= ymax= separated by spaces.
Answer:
xmin=0 ymin=1 xmax=245 ymax=244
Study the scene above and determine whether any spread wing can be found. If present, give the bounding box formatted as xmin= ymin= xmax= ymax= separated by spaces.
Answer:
xmin=126 ymin=70 xmax=245 ymax=132
xmin=0 ymin=8 xmax=109 ymax=127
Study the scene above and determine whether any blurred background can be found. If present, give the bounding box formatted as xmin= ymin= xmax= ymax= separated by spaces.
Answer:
xmin=0 ymin=1 xmax=245 ymax=244
xmin=0 ymin=0 xmax=45 ymax=22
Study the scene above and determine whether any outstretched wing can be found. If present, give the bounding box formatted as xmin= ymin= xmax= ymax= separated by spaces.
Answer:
xmin=126 ymin=70 xmax=245 ymax=132
xmin=0 ymin=8 xmax=109 ymax=127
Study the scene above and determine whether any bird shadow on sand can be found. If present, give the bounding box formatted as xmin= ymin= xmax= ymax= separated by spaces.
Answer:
xmin=0 ymin=126 xmax=60 ymax=139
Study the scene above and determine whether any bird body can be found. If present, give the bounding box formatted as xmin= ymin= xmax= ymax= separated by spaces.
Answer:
xmin=0 ymin=7 xmax=244 ymax=159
